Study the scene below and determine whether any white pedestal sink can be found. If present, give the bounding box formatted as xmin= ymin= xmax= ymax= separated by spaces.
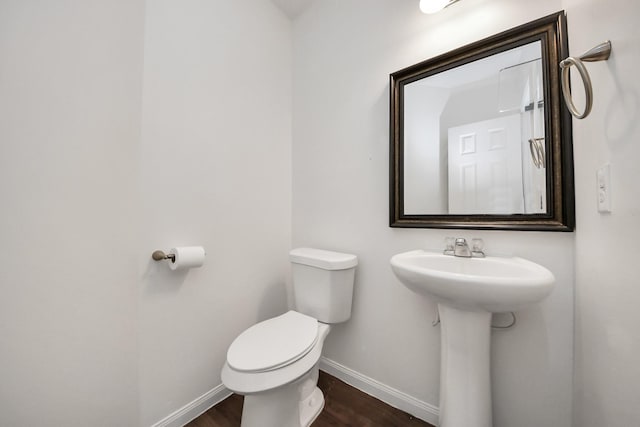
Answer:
xmin=390 ymin=250 xmax=555 ymax=427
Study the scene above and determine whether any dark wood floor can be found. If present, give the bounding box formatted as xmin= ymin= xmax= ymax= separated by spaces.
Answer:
xmin=187 ymin=371 xmax=435 ymax=427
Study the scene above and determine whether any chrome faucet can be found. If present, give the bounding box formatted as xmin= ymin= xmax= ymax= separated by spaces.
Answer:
xmin=444 ymin=237 xmax=485 ymax=258
xmin=454 ymin=238 xmax=472 ymax=257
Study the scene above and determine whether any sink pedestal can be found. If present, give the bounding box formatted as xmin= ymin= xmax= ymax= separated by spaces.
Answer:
xmin=438 ymin=304 xmax=492 ymax=427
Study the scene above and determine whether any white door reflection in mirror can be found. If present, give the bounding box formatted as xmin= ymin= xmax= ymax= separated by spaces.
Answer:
xmin=448 ymin=115 xmax=523 ymax=214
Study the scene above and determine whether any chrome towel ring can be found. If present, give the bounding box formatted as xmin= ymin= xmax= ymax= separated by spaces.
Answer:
xmin=560 ymin=40 xmax=612 ymax=119
xmin=529 ymin=138 xmax=545 ymax=169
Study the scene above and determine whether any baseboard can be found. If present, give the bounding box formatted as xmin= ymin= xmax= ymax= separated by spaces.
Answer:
xmin=150 ymin=384 xmax=232 ymax=427
xmin=320 ymin=357 xmax=439 ymax=425
xmin=151 ymin=358 xmax=438 ymax=427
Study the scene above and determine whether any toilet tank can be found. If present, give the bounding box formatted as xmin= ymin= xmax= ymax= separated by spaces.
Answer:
xmin=289 ymin=248 xmax=357 ymax=324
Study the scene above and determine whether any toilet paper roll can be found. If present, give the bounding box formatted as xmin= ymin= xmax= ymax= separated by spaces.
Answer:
xmin=168 ymin=246 xmax=206 ymax=271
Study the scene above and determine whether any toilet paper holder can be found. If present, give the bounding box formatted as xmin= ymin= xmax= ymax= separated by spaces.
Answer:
xmin=151 ymin=250 xmax=175 ymax=262
xmin=151 ymin=246 xmax=206 ymax=270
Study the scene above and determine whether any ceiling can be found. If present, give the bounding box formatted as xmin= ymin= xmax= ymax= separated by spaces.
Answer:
xmin=270 ymin=0 xmax=315 ymax=19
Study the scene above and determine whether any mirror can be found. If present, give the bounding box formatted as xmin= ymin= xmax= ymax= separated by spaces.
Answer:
xmin=390 ymin=12 xmax=574 ymax=231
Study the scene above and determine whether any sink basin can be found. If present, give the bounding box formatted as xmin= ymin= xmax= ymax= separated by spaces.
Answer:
xmin=390 ymin=249 xmax=555 ymax=312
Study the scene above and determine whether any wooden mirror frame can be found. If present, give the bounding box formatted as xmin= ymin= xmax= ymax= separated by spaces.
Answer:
xmin=390 ymin=11 xmax=574 ymax=231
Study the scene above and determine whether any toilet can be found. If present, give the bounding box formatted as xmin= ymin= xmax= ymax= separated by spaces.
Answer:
xmin=221 ymin=247 xmax=358 ymax=427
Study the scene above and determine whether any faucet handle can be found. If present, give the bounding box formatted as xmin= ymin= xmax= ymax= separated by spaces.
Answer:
xmin=471 ymin=238 xmax=485 ymax=257
xmin=444 ymin=237 xmax=455 ymax=255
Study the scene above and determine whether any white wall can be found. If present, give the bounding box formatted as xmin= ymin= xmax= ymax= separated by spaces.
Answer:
xmin=0 ymin=1 xmax=145 ymax=425
xmin=292 ymin=1 xmax=574 ymax=426
xmin=564 ymin=0 xmax=640 ymax=426
xmin=138 ymin=0 xmax=292 ymax=425
xmin=0 ymin=0 xmax=292 ymax=425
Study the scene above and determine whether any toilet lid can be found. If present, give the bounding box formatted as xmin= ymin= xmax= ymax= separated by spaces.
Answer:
xmin=227 ymin=311 xmax=319 ymax=373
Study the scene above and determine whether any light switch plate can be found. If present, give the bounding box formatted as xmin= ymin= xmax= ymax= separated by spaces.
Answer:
xmin=597 ymin=164 xmax=612 ymax=213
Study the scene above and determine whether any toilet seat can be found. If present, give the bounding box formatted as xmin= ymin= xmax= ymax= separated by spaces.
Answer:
xmin=222 ymin=320 xmax=331 ymax=395
xmin=227 ymin=311 xmax=319 ymax=373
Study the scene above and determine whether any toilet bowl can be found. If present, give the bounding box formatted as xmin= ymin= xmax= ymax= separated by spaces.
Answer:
xmin=221 ymin=248 xmax=357 ymax=427
xmin=221 ymin=311 xmax=330 ymax=427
